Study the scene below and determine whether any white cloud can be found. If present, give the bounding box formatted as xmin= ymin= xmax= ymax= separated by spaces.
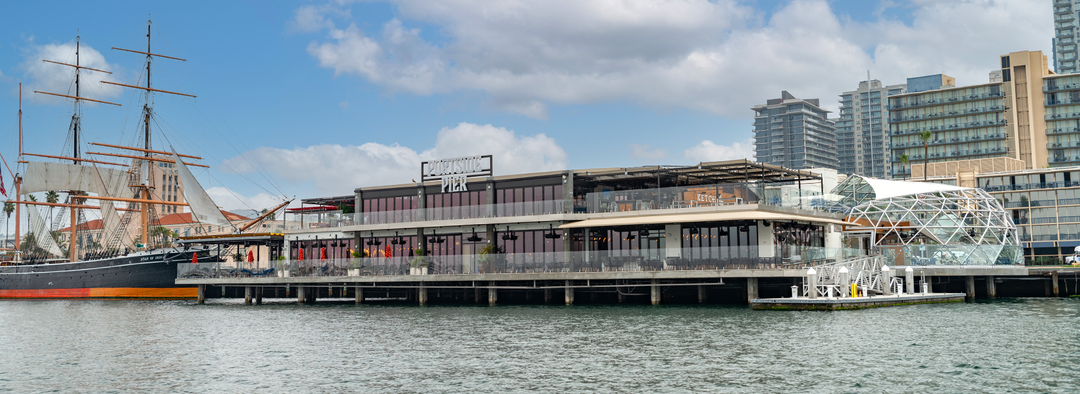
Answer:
xmin=629 ymin=144 xmax=668 ymax=160
xmin=338 ymin=100 xmax=349 ymax=109
xmin=682 ymin=139 xmax=754 ymax=162
xmin=21 ymin=40 xmax=123 ymax=105
xmin=221 ymin=122 xmax=567 ymax=195
xmin=295 ymin=0 xmax=1051 ymax=119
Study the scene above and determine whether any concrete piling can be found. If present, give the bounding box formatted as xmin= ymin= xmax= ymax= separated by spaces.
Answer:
xmin=419 ymin=283 xmax=428 ymax=306
xmin=746 ymin=277 xmax=758 ymax=303
xmin=1053 ymin=271 xmax=1060 ymax=297
xmin=807 ymin=268 xmax=817 ymax=299
xmin=698 ymin=285 xmax=707 ymax=303
xmin=838 ymin=267 xmax=850 ymax=298
xmin=255 ymin=287 xmax=263 ymax=305
xmin=488 ymin=287 xmax=497 ymax=305
xmin=355 ymin=286 xmax=363 ymax=304
xmin=565 ymin=280 xmax=574 ymax=305
xmin=651 ymin=280 xmax=661 ymax=305
xmin=881 ymin=266 xmax=892 ymax=295
xmin=965 ymin=276 xmax=975 ymax=301
xmin=986 ymin=276 xmax=996 ymax=299
xmin=544 ymin=288 xmax=553 ymax=304
xmin=244 ymin=286 xmax=253 ymax=305
xmin=197 ymin=284 xmax=205 ymax=304
xmin=297 ymin=286 xmax=306 ymax=304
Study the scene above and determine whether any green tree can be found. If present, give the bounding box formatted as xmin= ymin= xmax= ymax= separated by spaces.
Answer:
xmin=148 ymin=226 xmax=180 ymax=248
xmin=45 ymin=191 xmax=58 ymax=228
xmin=899 ymin=154 xmax=909 ymax=181
xmin=919 ymin=130 xmax=933 ymax=181
xmin=3 ymin=201 xmax=14 ymax=251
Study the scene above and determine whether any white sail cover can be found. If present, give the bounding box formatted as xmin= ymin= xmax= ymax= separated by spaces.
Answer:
xmin=171 ymin=149 xmax=235 ymax=230
xmin=27 ymin=205 xmax=64 ymax=258
xmin=21 ymin=161 xmax=129 ymax=197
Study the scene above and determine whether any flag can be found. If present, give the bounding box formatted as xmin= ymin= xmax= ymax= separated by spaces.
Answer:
xmin=0 ymin=171 xmax=6 ymax=197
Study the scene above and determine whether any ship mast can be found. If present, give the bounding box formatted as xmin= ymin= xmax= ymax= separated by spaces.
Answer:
xmin=107 ymin=17 xmax=194 ymax=249
xmin=34 ymin=35 xmax=121 ymax=262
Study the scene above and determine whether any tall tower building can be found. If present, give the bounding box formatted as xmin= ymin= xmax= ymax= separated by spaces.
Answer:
xmin=888 ymin=51 xmax=1055 ymax=178
xmin=837 ymin=80 xmax=907 ymax=178
xmin=752 ymin=91 xmax=836 ymax=170
xmin=1054 ymin=0 xmax=1077 ymax=74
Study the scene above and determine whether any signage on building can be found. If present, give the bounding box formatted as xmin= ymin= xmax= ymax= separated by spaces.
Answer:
xmin=421 ymin=155 xmax=493 ymax=193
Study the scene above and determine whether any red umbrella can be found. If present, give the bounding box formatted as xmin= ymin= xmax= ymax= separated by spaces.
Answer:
xmin=385 ymin=245 xmax=392 ymax=259
xmin=247 ymin=250 xmax=254 ymax=262
xmin=321 ymin=247 xmax=327 ymax=260
xmin=298 ymin=248 xmax=305 ymax=261
xmin=191 ymin=253 xmax=198 ymax=265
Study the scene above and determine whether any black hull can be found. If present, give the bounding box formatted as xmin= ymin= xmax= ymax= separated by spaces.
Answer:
xmin=0 ymin=249 xmax=217 ymax=298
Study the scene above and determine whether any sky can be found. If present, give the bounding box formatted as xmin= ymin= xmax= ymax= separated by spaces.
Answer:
xmin=0 ymin=0 xmax=1055 ymax=232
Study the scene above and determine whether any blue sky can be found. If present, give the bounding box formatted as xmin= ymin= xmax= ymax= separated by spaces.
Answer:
xmin=0 ymin=0 xmax=1053 ymax=221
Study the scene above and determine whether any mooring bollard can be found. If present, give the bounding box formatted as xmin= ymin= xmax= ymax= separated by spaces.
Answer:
xmin=881 ymin=265 xmax=892 ymax=295
xmin=791 ymin=286 xmax=798 ymax=298
xmin=896 ymin=281 xmax=904 ymax=296
xmin=921 ymin=282 xmax=929 ymax=294
xmin=807 ymin=268 xmax=818 ymax=299
xmin=838 ymin=266 xmax=850 ymax=298
xmin=905 ymin=266 xmax=915 ymax=295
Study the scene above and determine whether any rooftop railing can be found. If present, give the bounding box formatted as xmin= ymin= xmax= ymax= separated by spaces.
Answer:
xmin=176 ymin=246 xmax=865 ymax=279
xmin=585 ymin=182 xmax=831 ymax=214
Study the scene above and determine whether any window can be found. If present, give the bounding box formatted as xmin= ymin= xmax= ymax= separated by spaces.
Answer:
xmin=1001 ymin=56 xmax=1010 ymax=69
xmin=1002 ymin=69 xmax=1011 ymax=82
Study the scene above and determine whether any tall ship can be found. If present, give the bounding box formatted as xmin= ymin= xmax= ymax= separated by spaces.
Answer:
xmin=0 ymin=20 xmax=285 ymax=298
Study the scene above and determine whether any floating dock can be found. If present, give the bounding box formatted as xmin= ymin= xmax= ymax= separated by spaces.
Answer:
xmin=751 ymin=293 xmax=966 ymax=310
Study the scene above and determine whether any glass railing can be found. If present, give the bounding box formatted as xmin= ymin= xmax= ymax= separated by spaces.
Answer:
xmin=585 ymin=182 xmax=833 ymax=214
xmin=296 ymin=200 xmax=569 ymax=228
xmin=176 ymin=246 xmax=865 ymax=279
xmin=878 ymin=244 xmax=1023 ymax=266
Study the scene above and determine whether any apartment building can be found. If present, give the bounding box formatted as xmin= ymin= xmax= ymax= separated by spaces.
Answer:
xmin=752 ymin=91 xmax=837 ymax=170
xmin=837 ymin=80 xmax=906 ymax=178
xmin=1054 ymin=0 xmax=1078 ymax=74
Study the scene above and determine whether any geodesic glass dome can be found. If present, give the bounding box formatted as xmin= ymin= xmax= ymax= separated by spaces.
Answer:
xmin=830 ymin=175 xmax=1021 ymax=265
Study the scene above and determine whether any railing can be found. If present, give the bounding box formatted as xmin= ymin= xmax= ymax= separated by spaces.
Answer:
xmin=177 ymin=247 xmax=864 ymax=279
xmin=585 ymin=182 xmax=831 ymax=214
xmin=300 ymin=200 xmax=569 ymax=228
xmin=878 ymin=244 xmax=1024 ymax=266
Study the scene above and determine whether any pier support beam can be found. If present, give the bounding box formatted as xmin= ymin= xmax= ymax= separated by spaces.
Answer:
xmin=355 ymin=286 xmax=363 ymax=304
xmin=244 ymin=286 xmax=253 ymax=305
xmin=698 ymin=285 xmax=707 ymax=304
xmin=650 ymin=280 xmax=661 ymax=305
xmin=618 ymin=288 xmax=625 ymax=303
xmin=1053 ymin=271 xmax=1060 ymax=297
xmin=544 ymin=288 xmax=552 ymax=304
xmin=965 ymin=276 xmax=975 ymax=301
xmin=986 ymin=276 xmax=996 ymax=299
xmin=297 ymin=286 xmax=306 ymax=304
xmin=255 ymin=287 xmax=263 ymax=305
xmin=746 ymin=278 xmax=759 ymax=304
xmin=197 ymin=285 xmax=205 ymax=304
xmin=488 ymin=287 xmax=498 ymax=305
xmin=475 ymin=287 xmax=482 ymax=303
xmin=418 ymin=283 xmax=428 ymax=306
xmin=905 ymin=267 xmax=914 ymax=295
xmin=565 ymin=280 xmax=574 ymax=305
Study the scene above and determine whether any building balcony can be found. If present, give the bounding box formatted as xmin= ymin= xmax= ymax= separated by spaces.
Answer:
xmin=888 ymin=91 xmax=1005 ymax=110
xmin=1044 ymin=81 xmax=1080 ymax=92
xmin=1046 ymin=111 xmax=1080 ymax=121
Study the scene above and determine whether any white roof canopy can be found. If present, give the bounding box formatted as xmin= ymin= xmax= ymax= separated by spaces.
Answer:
xmin=858 ymin=176 xmax=969 ymax=200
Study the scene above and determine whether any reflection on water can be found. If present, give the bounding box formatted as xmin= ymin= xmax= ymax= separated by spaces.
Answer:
xmin=1 ymin=298 xmax=1078 ymax=392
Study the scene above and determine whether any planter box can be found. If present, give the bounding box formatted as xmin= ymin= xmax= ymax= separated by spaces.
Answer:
xmin=348 ymin=269 xmax=360 ymax=277
xmin=278 ymin=270 xmax=290 ymax=278
xmin=409 ymin=267 xmax=429 ymax=275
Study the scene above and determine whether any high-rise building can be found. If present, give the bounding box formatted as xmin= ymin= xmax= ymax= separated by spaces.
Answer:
xmin=752 ymin=91 xmax=836 ymax=170
xmin=888 ymin=51 xmax=1055 ymax=179
xmin=837 ymin=80 xmax=906 ymax=178
xmin=905 ymin=74 xmax=956 ymax=94
xmin=1054 ymin=0 xmax=1077 ymax=74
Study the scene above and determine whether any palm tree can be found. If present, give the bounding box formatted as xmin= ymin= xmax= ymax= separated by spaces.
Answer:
xmin=919 ymin=130 xmax=933 ymax=181
xmin=45 ymin=191 xmax=58 ymax=229
xmin=899 ymin=154 xmax=909 ymax=181
xmin=3 ymin=201 xmax=14 ymax=251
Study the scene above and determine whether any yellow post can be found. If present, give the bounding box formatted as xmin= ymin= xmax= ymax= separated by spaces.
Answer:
xmin=851 ymin=283 xmax=858 ymax=298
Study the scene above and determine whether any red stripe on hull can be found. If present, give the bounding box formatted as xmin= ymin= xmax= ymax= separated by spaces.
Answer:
xmin=0 ymin=287 xmax=198 ymax=299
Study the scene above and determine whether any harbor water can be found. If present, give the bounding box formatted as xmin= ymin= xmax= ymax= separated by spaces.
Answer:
xmin=1 ymin=298 xmax=1078 ymax=392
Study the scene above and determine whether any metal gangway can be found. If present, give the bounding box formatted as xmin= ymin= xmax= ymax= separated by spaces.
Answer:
xmin=803 ymin=255 xmax=908 ymax=298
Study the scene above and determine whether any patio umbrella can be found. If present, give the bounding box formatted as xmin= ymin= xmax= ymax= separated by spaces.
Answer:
xmin=299 ymin=248 xmax=305 ymax=261
xmin=247 ymin=250 xmax=254 ymax=262
xmin=321 ymin=247 xmax=327 ymax=260
xmin=386 ymin=245 xmax=392 ymax=259
xmin=191 ymin=253 xmax=198 ymax=265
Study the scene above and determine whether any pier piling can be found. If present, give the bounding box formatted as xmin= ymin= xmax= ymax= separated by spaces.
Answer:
xmin=905 ymin=267 xmax=914 ymax=295
xmin=255 ymin=287 xmax=263 ymax=305
xmin=197 ymin=285 xmax=205 ymax=304
xmin=419 ymin=284 xmax=428 ymax=306
xmin=746 ymin=278 xmax=758 ymax=303
xmin=565 ymin=280 xmax=574 ymax=305
xmin=651 ymin=280 xmax=661 ymax=305
xmin=986 ymin=276 xmax=996 ymax=299
xmin=488 ymin=287 xmax=497 ymax=305
xmin=965 ymin=276 xmax=975 ymax=301
xmin=297 ymin=286 xmax=306 ymax=304
xmin=544 ymin=288 xmax=553 ymax=304
xmin=698 ymin=285 xmax=707 ymax=303
xmin=1053 ymin=271 xmax=1060 ymax=297
xmin=244 ymin=286 xmax=253 ymax=305
xmin=355 ymin=286 xmax=363 ymax=304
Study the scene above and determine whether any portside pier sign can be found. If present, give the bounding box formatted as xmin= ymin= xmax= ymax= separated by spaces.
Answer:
xmin=421 ymin=155 xmax=493 ymax=193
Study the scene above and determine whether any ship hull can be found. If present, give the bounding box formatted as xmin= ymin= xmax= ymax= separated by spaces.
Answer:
xmin=0 ymin=249 xmax=213 ymax=299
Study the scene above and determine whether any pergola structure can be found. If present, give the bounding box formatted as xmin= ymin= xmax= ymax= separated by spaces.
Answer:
xmin=832 ymin=175 xmax=1020 ymax=265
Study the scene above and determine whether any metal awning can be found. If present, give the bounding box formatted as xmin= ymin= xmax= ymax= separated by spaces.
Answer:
xmin=177 ymin=233 xmax=285 ymax=245
xmin=558 ymin=211 xmax=851 ymax=229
